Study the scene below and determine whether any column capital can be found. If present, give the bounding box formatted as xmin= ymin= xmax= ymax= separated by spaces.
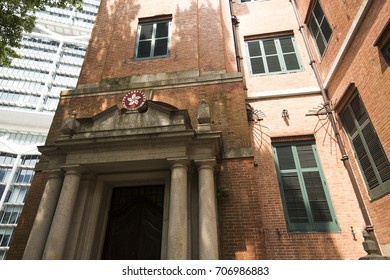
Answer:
xmin=167 ymin=158 xmax=190 ymax=169
xmin=43 ymin=169 xmax=64 ymax=179
xmin=195 ymin=158 xmax=216 ymax=170
xmin=61 ymin=165 xmax=88 ymax=176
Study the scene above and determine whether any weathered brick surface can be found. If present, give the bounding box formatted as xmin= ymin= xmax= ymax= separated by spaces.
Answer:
xmin=78 ymin=0 xmax=236 ymax=85
xmin=247 ymin=95 xmax=366 ymax=260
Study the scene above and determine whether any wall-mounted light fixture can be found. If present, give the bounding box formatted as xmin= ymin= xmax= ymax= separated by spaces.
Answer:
xmin=281 ymin=109 xmax=289 ymax=119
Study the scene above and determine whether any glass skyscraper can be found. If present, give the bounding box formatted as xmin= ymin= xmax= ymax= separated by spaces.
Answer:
xmin=0 ymin=0 xmax=101 ymax=260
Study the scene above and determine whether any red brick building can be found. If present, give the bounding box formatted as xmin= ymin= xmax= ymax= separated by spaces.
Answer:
xmin=8 ymin=0 xmax=389 ymax=260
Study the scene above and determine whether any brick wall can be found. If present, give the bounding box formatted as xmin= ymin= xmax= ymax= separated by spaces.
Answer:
xmin=244 ymin=94 xmax=366 ymax=259
xmin=78 ymin=0 xmax=236 ymax=85
xmin=218 ymin=158 xmax=265 ymax=260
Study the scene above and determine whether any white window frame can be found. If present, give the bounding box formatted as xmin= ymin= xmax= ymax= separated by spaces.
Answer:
xmin=308 ymin=0 xmax=332 ymax=58
xmin=245 ymin=36 xmax=303 ymax=76
xmin=135 ymin=20 xmax=172 ymax=59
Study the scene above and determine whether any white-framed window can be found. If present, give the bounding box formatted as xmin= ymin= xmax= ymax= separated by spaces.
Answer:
xmin=246 ymin=36 xmax=303 ymax=75
xmin=135 ymin=19 xmax=171 ymax=59
xmin=308 ymin=0 xmax=332 ymax=57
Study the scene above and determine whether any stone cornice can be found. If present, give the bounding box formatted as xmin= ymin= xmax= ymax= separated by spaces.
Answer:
xmin=61 ymin=70 xmax=243 ymax=98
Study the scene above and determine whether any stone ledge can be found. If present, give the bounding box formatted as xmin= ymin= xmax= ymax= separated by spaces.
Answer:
xmin=61 ymin=70 xmax=243 ymax=98
xmin=223 ymin=147 xmax=254 ymax=159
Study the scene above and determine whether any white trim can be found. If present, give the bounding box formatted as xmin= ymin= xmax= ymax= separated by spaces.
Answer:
xmin=246 ymin=86 xmax=321 ymax=100
xmin=0 ymin=155 xmax=22 ymax=213
xmin=0 ymin=110 xmax=54 ymax=134
xmin=323 ymin=0 xmax=372 ymax=88
xmin=30 ymin=24 xmax=90 ymax=46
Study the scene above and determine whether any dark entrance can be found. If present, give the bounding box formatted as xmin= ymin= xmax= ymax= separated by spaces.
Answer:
xmin=102 ymin=185 xmax=164 ymax=260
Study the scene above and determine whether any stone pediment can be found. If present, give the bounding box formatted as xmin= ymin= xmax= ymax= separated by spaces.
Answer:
xmin=60 ymin=101 xmax=193 ymax=140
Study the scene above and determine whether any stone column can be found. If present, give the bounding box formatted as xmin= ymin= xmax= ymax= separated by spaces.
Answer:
xmin=23 ymin=170 xmax=63 ymax=259
xmin=196 ymin=159 xmax=218 ymax=259
xmin=167 ymin=159 xmax=189 ymax=259
xmin=42 ymin=166 xmax=83 ymax=259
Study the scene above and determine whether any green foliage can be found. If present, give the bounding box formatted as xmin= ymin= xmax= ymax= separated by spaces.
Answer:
xmin=217 ymin=187 xmax=230 ymax=201
xmin=0 ymin=0 xmax=83 ymax=65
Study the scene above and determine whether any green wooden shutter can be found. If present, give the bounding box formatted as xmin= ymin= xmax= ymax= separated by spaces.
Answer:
xmin=341 ymin=92 xmax=390 ymax=198
xmin=361 ymin=122 xmax=390 ymax=184
xmin=352 ymin=133 xmax=379 ymax=189
xmin=296 ymin=145 xmax=332 ymax=223
xmin=274 ymin=141 xmax=339 ymax=232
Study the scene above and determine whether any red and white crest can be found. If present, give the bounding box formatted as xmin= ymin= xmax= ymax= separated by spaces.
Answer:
xmin=122 ymin=90 xmax=146 ymax=111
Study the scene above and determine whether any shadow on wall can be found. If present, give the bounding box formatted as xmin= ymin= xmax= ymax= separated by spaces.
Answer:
xmin=77 ymin=0 xmax=236 ymax=87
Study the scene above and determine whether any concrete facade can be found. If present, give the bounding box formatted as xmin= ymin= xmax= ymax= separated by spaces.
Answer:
xmin=7 ymin=0 xmax=389 ymax=259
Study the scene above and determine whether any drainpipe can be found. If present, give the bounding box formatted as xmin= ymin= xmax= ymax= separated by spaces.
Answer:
xmin=229 ymin=0 xmax=241 ymax=72
xmin=289 ymin=0 xmax=382 ymax=255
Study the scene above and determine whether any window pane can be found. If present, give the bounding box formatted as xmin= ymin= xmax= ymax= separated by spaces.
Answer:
xmin=281 ymin=173 xmax=308 ymax=223
xmin=350 ymin=95 xmax=368 ymax=126
xmin=263 ymin=40 xmax=277 ymax=55
xmin=352 ymin=134 xmax=379 ymax=189
xmin=0 ymin=250 xmax=5 ymax=260
xmin=0 ymin=185 xmax=4 ymax=198
xmin=0 ymin=228 xmax=13 ymax=246
xmin=137 ymin=41 xmax=151 ymax=58
xmin=309 ymin=18 xmax=319 ymax=37
xmin=156 ymin=22 xmax=169 ymax=38
xmin=341 ymin=108 xmax=357 ymax=136
xmin=297 ymin=145 xmax=317 ymax=168
xmin=321 ymin=19 xmax=332 ymax=42
xmin=316 ymin=35 xmax=326 ymax=56
xmin=313 ymin=1 xmax=324 ymax=22
xmin=250 ymin=57 xmax=265 ymax=74
xmin=303 ymin=171 xmax=332 ymax=222
xmin=276 ymin=146 xmax=296 ymax=170
xmin=140 ymin=24 xmax=153 ymax=40
xmin=362 ymin=123 xmax=390 ymax=183
xmin=0 ymin=168 xmax=12 ymax=183
xmin=154 ymin=38 xmax=168 ymax=56
xmin=248 ymin=41 xmax=261 ymax=56
xmin=284 ymin=54 xmax=300 ymax=71
xmin=280 ymin=37 xmax=294 ymax=53
xmin=266 ymin=56 xmax=281 ymax=72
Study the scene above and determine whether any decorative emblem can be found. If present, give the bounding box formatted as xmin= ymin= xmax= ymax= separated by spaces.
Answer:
xmin=122 ymin=90 xmax=146 ymax=111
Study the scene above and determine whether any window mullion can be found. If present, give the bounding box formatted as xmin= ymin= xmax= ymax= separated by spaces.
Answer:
xmin=167 ymin=21 xmax=172 ymax=55
xmin=292 ymin=145 xmax=315 ymax=228
xmin=317 ymin=16 xmax=328 ymax=47
xmin=150 ymin=23 xmax=157 ymax=57
xmin=259 ymin=41 xmax=268 ymax=73
xmin=275 ymin=38 xmax=286 ymax=71
xmin=135 ymin=25 xmax=142 ymax=58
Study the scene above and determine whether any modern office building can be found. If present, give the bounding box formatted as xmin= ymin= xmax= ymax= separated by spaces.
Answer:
xmin=0 ymin=0 xmax=101 ymax=259
xmin=7 ymin=0 xmax=389 ymax=260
